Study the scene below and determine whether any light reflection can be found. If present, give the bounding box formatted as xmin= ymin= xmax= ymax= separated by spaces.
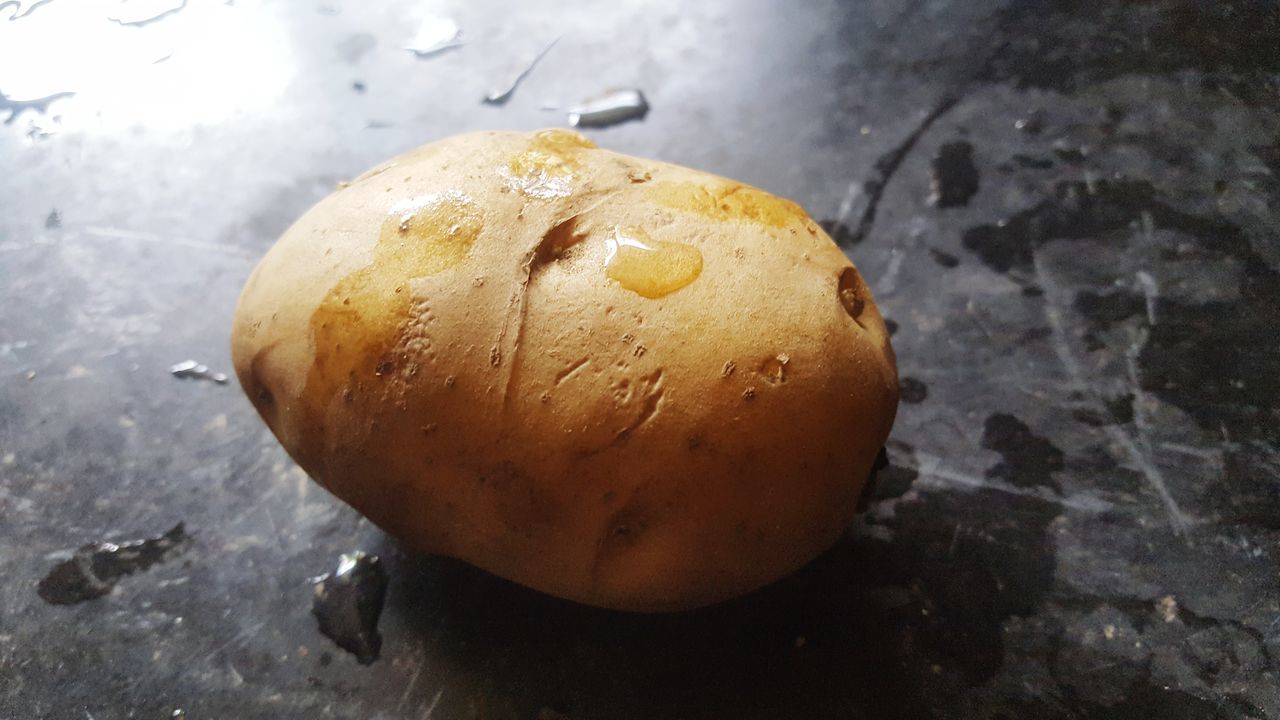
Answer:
xmin=0 ymin=0 xmax=295 ymax=133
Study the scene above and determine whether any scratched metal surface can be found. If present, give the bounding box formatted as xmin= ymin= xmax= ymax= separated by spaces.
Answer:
xmin=1 ymin=0 xmax=1278 ymax=718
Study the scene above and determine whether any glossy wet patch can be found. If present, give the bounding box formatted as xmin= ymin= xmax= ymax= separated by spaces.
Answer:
xmin=502 ymin=129 xmax=596 ymax=199
xmin=647 ymin=181 xmax=809 ymax=228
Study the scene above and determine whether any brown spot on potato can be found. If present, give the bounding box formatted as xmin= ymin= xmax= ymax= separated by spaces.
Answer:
xmin=742 ymin=387 xmax=757 ymax=401
xmin=600 ymin=505 xmax=649 ymax=550
xmin=255 ymin=385 xmax=274 ymax=407
xmin=838 ymin=267 xmax=868 ymax=329
xmin=759 ymin=354 xmax=789 ymax=384
xmin=246 ymin=343 xmax=282 ymax=421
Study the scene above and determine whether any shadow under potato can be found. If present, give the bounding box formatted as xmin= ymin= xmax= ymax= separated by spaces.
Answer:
xmin=367 ymin=471 xmax=1060 ymax=720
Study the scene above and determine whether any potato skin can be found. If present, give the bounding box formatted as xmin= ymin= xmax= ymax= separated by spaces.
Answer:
xmin=232 ymin=130 xmax=898 ymax=612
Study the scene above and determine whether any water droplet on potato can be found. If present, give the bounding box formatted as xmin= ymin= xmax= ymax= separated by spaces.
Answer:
xmin=604 ymin=225 xmax=703 ymax=299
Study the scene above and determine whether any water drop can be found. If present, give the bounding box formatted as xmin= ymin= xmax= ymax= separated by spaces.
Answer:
xmin=379 ymin=192 xmax=483 ymax=274
xmin=501 ymin=129 xmax=596 ymax=199
xmin=603 ymin=225 xmax=703 ymax=299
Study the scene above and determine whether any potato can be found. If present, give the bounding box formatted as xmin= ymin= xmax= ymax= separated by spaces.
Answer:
xmin=232 ymin=129 xmax=898 ymax=612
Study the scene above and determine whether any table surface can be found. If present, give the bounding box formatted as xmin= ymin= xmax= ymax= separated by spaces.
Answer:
xmin=2 ymin=1 xmax=1278 ymax=718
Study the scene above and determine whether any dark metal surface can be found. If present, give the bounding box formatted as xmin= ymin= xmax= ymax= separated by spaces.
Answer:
xmin=2 ymin=0 xmax=1278 ymax=717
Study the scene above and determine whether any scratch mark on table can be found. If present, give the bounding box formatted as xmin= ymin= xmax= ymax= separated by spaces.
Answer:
xmin=907 ymin=448 xmax=1114 ymax=512
xmin=842 ymin=94 xmax=960 ymax=246
xmin=1034 ymin=254 xmax=1193 ymax=535
xmin=422 ymin=688 xmax=444 ymax=719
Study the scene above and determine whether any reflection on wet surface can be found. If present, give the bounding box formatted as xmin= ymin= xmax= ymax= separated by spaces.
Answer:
xmin=0 ymin=0 xmax=295 ymax=131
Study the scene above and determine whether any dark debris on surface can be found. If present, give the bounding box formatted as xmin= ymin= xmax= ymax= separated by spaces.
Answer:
xmin=37 ymin=524 xmax=190 ymax=605
xmin=311 ymin=552 xmax=390 ymax=665
xmin=929 ymin=140 xmax=979 ymax=207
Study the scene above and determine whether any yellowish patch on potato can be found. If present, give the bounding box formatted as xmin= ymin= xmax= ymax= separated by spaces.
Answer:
xmin=647 ymin=180 xmax=808 ymax=228
xmin=502 ymin=129 xmax=598 ymax=199
xmin=302 ymin=191 xmax=483 ymax=444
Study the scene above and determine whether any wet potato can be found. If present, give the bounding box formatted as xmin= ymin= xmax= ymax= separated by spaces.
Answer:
xmin=232 ymin=129 xmax=899 ymax=612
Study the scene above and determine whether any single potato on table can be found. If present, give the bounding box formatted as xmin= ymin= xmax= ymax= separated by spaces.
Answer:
xmin=232 ymin=129 xmax=898 ymax=612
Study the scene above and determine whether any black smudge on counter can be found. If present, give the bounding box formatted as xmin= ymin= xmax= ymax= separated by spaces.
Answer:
xmin=929 ymin=141 xmax=979 ymax=207
xmin=899 ymin=377 xmax=929 ymax=404
xmin=961 ymin=175 xmax=1280 ymax=445
xmin=981 ymin=414 xmax=1064 ymax=493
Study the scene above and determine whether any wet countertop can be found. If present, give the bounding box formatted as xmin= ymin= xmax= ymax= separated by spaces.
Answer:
xmin=1 ymin=0 xmax=1278 ymax=717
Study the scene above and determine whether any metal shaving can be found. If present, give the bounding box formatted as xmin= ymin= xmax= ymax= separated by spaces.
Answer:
xmin=567 ymin=89 xmax=649 ymax=128
xmin=482 ymin=37 xmax=558 ymax=106
xmin=169 ymin=359 xmax=228 ymax=384
xmin=405 ymin=13 xmax=462 ymax=57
